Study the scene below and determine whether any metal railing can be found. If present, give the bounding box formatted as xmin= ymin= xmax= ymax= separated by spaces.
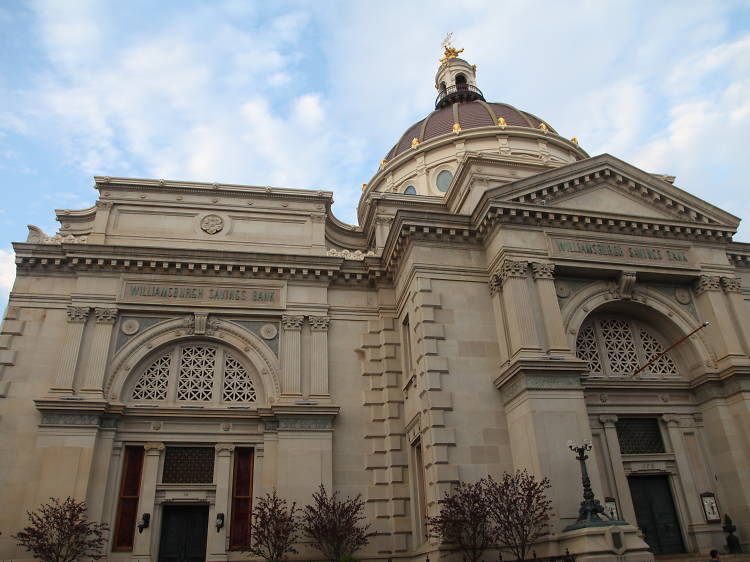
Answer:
xmin=435 ymin=84 xmax=485 ymax=108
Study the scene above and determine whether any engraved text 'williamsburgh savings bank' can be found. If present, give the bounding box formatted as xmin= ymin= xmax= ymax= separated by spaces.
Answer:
xmin=123 ymin=283 xmax=279 ymax=305
xmin=553 ymin=239 xmax=689 ymax=264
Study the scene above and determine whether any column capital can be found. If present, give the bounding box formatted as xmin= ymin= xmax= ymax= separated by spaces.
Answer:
xmin=531 ymin=262 xmax=555 ymax=280
xmin=94 ymin=307 xmax=118 ymax=324
xmin=599 ymin=414 xmax=618 ymax=426
xmin=215 ymin=443 xmax=235 ymax=457
xmin=143 ymin=442 xmax=165 ymax=455
xmin=489 ymin=259 xmax=529 ymax=294
xmin=693 ymin=275 xmax=722 ymax=295
xmin=66 ymin=306 xmax=90 ymax=323
xmin=721 ymin=276 xmax=742 ymax=293
xmin=309 ymin=316 xmax=330 ymax=332
xmin=281 ymin=314 xmax=304 ymax=331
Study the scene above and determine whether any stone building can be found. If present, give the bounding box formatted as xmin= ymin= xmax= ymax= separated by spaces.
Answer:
xmin=1 ymin=45 xmax=749 ymax=562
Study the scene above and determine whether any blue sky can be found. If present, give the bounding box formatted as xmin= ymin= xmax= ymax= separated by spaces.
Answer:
xmin=1 ymin=0 xmax=750 ymax=306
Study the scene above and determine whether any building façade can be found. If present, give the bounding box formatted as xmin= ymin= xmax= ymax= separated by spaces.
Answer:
xmin=1 ymin=46 xmax=750 ymax=562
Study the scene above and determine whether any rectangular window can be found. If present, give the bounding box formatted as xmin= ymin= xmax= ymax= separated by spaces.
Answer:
xmin=162 ymin=447 xmax=215 ymax=483
xmin=410 ymin=439 xmax=427 ymax=543
xmin=401 ymin=314 xmax=413 ymax=380
xmin=616 ymin=418 xmax=665 ymax=454
xmin=113 ymin=446 xmax=144 ymax=551
xmin=229 ymin=448 xmax=254 ymax=550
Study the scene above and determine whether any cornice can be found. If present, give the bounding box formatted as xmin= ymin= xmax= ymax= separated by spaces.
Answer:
xmin=727 ymin=242 xmax=750 ymax=268
xmin=95 ymin=176 xmax=334 ymax=203
xmin=12 ymin=242 xmax=389 ymax=286
xmin=475 ymin=201 xmax=735 ymax=244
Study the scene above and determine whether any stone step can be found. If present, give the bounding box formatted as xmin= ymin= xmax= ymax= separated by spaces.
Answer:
xmin=654 ymin=554 xmax=749 ymax=562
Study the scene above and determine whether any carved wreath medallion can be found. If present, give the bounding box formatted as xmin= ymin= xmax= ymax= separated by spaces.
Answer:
xmin=200 ymin=214 xmax=224 ymax=234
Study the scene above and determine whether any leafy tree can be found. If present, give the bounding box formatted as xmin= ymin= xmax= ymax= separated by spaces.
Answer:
xmin=301 ymin=484 xmax=371 ymax=562
xmin=427 ymin=479 xmax=498 ymax=562
xmin=13 ymin=497 xmax=108 ymax=562
xmin=488 ymin=470 xmax=552 ymax=562
xmin=245 ymin=490 xmax=299 ymax=562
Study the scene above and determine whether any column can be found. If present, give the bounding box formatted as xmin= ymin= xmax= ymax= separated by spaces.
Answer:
xmin=495 ymin=259 xmax=541 ymax=358
xmin=208 ymin=444 xmax=234 ymax=562
xmin=280 ymin=315 xmax=304 ymax=398
xmin=599 ymin=415 xmax=636 ymax=524
xmin=309 ymin=316 xmax=330 ymax=398
xmin=662 ymin=415 xmax=704 ymax=526
xmin=721 ymin=276 xmax=750 ymax=354
xmin=49 ymin=306 xmax=90 ymax=394
xmin=81 ymin=307 xmax=118 ymax=398
xmin=132 ymin=442 xmax=164 ymax=562
xmin=531 ymin=262 xmax=571 ymax=355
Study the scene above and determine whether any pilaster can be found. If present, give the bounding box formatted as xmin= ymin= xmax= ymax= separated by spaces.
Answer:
xmin=530 ymin=262 xmax=572 ymax=355
xmin=309 ymin=316 xmax=330 ymax=398
xmin=208 ymin=443 xmax=235 ymax=562
xmin=81 ymin=307 xmax=118 ymax=398
xmin=132 ymin=442 xmax=164 ymax=562
xmin=49 ymin=306 xmax=90 ymax=395
xmin=492 ymin=259 xmax=541 ymax=359
xmin=280 ymin=315 xmax=304 ymax=398
xmin=692 ymin=275 xmax=746 ymax=366
xmin=599 ymin=415 xmax=636 ymax=525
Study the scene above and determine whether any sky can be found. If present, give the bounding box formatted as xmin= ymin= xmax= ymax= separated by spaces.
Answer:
xmin=1 ymin=0 xmax=750 ymax=308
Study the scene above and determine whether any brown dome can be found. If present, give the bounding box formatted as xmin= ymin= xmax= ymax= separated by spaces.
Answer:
xmin=384 ymin=100 xmax=556 ymax=160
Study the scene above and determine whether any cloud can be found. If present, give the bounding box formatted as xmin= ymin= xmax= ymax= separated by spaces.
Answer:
xmin=8 ymin=0 xmax=750 ymax=234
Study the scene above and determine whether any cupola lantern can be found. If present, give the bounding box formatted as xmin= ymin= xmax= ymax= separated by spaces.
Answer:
xmin=434 ymin=34 xmax=484 ymax=109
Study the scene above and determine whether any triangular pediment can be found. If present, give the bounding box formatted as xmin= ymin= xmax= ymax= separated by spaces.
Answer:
xmin=458 ymin=153 xmax=740 ymax=230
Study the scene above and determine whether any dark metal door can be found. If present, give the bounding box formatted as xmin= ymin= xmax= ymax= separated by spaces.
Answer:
xmin=158 ymin=505 xmax=208 ymax=562
xmin=628 ymin=475 xmax=685 ymax=555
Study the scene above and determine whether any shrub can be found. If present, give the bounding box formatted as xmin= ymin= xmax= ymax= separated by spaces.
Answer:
xmin=245 ymin=490 xmax=299 ymax=562
xmin=301 ymin=485 xmax=370 ymax=562
xmin=13 ymin=497 xmax=108 ymax=562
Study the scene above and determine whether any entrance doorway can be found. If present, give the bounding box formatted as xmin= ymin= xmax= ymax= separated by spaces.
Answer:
xmin=628 ymin=475 xmax=685 ymax=555
xmin=158 ymin=505 xmax=209 ymax=562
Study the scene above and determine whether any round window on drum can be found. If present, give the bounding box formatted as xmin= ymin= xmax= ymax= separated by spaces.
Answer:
xmin=404 ymin=185 xmax=417 ymax=195
xmin=436 ymin=170 xmax=453 ymax=192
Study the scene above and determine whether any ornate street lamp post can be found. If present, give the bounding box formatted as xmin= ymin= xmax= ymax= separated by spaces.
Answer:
xmin=564 ymin=439 xmax=626 ymax=531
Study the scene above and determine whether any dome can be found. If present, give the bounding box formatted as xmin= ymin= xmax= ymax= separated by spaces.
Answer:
xmin=384 ymin=100 xmax=557 ymax=160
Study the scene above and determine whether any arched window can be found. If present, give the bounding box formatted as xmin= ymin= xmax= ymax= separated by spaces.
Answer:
xmin=455 ymin=74 xmax=467 ymax=90
xmin=404 ymin=185 xmax=417 ymax=195
xmin=130 ymin=343 xmax=258 ymax=404
xmin=576 ymin=316 xmax=678 ymax=378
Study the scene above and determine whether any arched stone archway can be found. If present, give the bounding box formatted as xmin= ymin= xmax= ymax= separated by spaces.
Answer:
xmin=560 ymin=282 xmax=716 ymax=379
xmin=105 ymin=316 xmax=281 ymax=403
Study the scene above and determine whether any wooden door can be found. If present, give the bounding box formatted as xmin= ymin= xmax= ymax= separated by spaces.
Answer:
xmin=158 ymin=505 xmax=209 ymax=562
xmin=628 ymin=475 xmax=685 ymax=555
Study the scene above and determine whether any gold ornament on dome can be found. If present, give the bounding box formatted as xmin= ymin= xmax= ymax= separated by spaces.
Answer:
xmin=538 ymin=122 xmax=549 ymax=132
xmin=439 ymin=33 xmax=464 ymax=63
xmin=571 ymin=137 xmax=579 ymax=144
xmin=379 ymin=158 xmax=387 ymax=169
xmin=452 ymin=122 xmax=462 ymax=134
xmin=497 ymin=117 xmax=507 ymax=128
xmin=411 ymin=137 xmax=421 ymax=148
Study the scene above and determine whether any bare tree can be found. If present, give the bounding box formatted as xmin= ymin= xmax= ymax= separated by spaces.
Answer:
xmin=488 ymin=470 xmax=552 ymax=562
xmin=246 ymin=490 xmax=299 ymax=562
xmin=13 ymin=497 xmax=108 ymax=562
xmin=301 ymin=484 xmax=371 ymax=562
xmin=427 ymin=479 xmax=498 ymax=562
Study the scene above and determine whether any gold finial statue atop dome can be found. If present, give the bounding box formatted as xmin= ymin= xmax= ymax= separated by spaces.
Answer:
xmin=439 ymin=33 xmax=464 ymax=63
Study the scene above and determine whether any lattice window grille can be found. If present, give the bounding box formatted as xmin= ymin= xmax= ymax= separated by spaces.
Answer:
xmin=222 ymin=353 xmax=257 ymax=403
xmin=162 ymin=447 xmax=215 ymax=483
xmin=615 ymin=418 xmax=665 ymax=455
xmin=576 ymin=317 xmax=680 ymax=379
xmin=131 ymin=353 xmax=171 ymax=401
xmin=176 ymin=346 xmax=216 ymax=401
xmin=599 ymin=319 xmax=640 ymax=377
xmin=639 ymin=329 xmax=678 ymax=376
xmin=576 ymin=324 xmax=602 ymax=374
